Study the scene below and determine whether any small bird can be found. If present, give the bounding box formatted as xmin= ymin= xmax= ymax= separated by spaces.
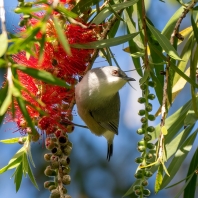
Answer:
xmin=75 ymin=66 xmax=135 ymax=161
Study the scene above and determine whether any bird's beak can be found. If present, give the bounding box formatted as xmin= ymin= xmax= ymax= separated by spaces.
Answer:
xmin=123 ymin=76 xmax=136 ymax=81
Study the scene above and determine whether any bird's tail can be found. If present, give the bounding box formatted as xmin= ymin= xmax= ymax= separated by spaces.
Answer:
xmin=107 ymin=143 xmax=113 ymax=161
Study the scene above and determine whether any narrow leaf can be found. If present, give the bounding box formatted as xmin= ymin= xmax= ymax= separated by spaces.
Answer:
xmin=146 ymin=22 xmax=181 ymax=60
xmin=53 ymin=16 xmax=71 ymax=55
xmin=0 ymin=137 xmax=22 ymax=144
xmin=162 ymin=6 xmax=184 ymax=39
xmin=27 ymin=160 xmax=39 ymax=189
xmin=72 ymin=0 xmax=101 ymax=14
xmin=171 ymin=63 xmax=198 ymax=88
xmin=14 ymin=64 xmax=70 ymax=88
xmin=0 ymin=155 xmax=22 ymax=174
xmin=14 ymin=163 xmax=23 ymax=192
xmin=0 ymin=32 xmax=8 ymax=57
xmin=155 ymin=164 xmax=163 ymax=193
xmin=191 ymin=15 xmax=198 ymax=43
xmin=72 ymin=33 xmax=139 ymax=49
xmin=92 ymin=0 xmax=139 ymax=25
xmin=160 ymin=129 xmax=198 ymax=189
xmin=183 ymin=148 xmax=198 ymax=198
xmin=16 ymin=97 xmax=38 ymax=135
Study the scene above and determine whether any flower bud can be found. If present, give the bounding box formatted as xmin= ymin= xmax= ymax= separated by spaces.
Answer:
xmin=44 ymin=166 xmax=57 ymax=177
xmin=138 ymin=109 xmax=146 ymax=116
xmin=148 ymin=81 xmax=156 ymax=87
xmin=51 ymin=161 xmax=59 ymax=169
xmin=148 ymin=94 xmax=155 ymax=100
xmin=63 ymin=145 xmax=72 ymax=155
xmin=133 ymin=185 xmax=141 ymax=191
xmin=137 ymin=140 xmax=145 ymax=146
xmin=148 ymin=114 xmax=155 ymax=121
xmin=146 ymin=103 xmax=152 ymax=112
xmin=143 ymin=189 xmax=151 ymax=196
xmin=140 ymin=84 xmax=146 ymax=90
xmin=147 ymin=126 xmax=155 ymax=132
xmin=137 ymin=146 xmax=146 ymax=152
xmin=135 ymin=157 xmax=143 ymax=163
xmin=138 ymin=97 xmax=146 ymax=104
xmin=44 ymin=181 xmax=56 ymax=189
xmin=141 ymin=180 xmax=149 ymax=187
xmin=141 ymin=117 xmax=147 ymax=123
xmin=137 ymin=128 xmax=145 ymax=135
xmin=50 ymin=189 xmax=60 ymax=198
xmin=134 ymin=172 xmax=143 ymax=179
xmin=62 ymin=166 xmax=71 ymax=175
xmin=144 ymin=171 xmax=153 ymax=177
xmin=134 ymin=189 xmax=142 ymax=196
xmin=44 ymin=153 xmax=52 ymax=162
xmin=62 ymin=175 xmax=71 ymax=185
xmin=144 ymin=134 xmax=152 ymax=142
xmin=147 ymin=143 xmax=155 ymax=149
xmin=146 ymin=153 xmax=153 ymax=160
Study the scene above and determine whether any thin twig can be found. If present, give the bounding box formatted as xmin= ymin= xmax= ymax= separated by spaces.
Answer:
xmin=141 ymin=0 xmax=149 ymax=69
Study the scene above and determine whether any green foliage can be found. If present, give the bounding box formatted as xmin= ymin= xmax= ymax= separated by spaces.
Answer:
xmin=0 ymin=137 xmax=38 ymax=191
xmin=1 ymin=0 xmax=198 ymax=197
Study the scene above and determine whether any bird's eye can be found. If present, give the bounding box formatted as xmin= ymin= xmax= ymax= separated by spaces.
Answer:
xmin=112 ymin=70 xmax=118 ymax=75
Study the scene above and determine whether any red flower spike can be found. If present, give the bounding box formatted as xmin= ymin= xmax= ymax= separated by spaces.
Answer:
xmin=11 ymin=6 xmax=98 ymax=137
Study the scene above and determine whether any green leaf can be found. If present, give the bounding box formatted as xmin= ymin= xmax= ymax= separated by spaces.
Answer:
xmin=173 ymin=174 xmax=194 ymax=198
xmin=0 ymin=86 xmax=12 ymax=116
xmin=26 ymin=158 xmax=39 ymax=189
xmin=92 ymin=0 xmax=139 ymax=25
xmin=173 ymin=33 xmax=192 ymax=86
xmin=160 ymin=129 xmax=198 ymax=189
xmin=0 ymin=137 xmax=22 ymax=144
xmin=0 ymin=32 xmax=8 ymax=57
xmin=162 ymin=6 xmax=184 ymax=39
xmin=72 ymin=0 xmax=101 ymax=14
xmin=16 ymin=97 xmax=38 ymax=135
xmin=152 ymin=99 xmax=192 ymax=141
xmin=72 ymin=33 xmax=139 ymax=49
xmin=155 ymin=164 xmax=163 ymax=193
xmin=184 ymin=110 xmax=197 ymax=126
xmin=146 ymin=22 xmax=182 ymax=60
xmin=53 ymin=16 xmax=71 ymax=55
xmin=166 ymin=125 xmax=194 ymax=160
xmin=171 ymin=62 xmax=198 ymax=88
xmin=183 ymin=148 xmax=198 ymax=198
xmin=191 ymin=15 xmax=198 ymax=44
xmin=0 ymin=154 xmax=23 ymax=174
xmin=14 ymin=64 xmax=70 ymax=88
xmin=124 ymin=8 xmax=144 ymax=50
xmin=14 ymin=163 xmax=23 ymax=192
xmin=56 ymin=5 xmax=78 ymax=18
xmin=107 ymin=3 xmax=125 ymax=22
xmin=108 ymin=19 xmax=121 ymax=38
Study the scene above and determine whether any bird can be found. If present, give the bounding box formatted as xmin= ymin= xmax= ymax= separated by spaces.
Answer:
xmin=75 ymin=66 xmax=135 ymax=161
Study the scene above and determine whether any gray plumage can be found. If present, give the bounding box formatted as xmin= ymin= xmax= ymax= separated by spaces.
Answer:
xmin=75 ymin=66 xmax=135 ymax=161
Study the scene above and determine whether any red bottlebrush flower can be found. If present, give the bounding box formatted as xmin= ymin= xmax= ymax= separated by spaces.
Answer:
xmin=12 ymin=7 xmax=98 ymax=137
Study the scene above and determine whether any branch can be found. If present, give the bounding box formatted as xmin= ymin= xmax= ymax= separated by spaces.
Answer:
xmin=141 ymin=0 xmax=149 ymax=69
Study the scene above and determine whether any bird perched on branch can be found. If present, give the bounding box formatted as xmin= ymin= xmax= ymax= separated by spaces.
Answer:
xmin=75 ymin=66 xmax=135 ymax=161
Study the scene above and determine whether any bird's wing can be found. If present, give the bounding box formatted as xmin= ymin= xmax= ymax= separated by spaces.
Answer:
xmin=89 ymin=93 xmax=120 ymax=135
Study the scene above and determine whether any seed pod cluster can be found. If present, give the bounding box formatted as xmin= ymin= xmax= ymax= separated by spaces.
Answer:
xmin=134 ymin=76 xmax=157 ymax=197
xmin=44 ymin=130 xmax=72 ymax=198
